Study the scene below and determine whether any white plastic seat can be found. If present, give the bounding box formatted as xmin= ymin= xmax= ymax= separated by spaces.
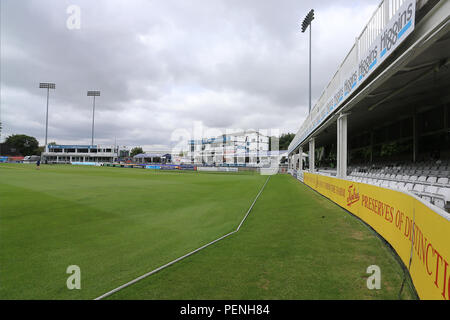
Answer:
xmin=413 ymin=184 xmax=425 ymax=193
xmin=427 ymin=176 xmax=437 ymax=184
xmin=405 ymin=183 xmax=414 ymax=191
xmin=388 ymin=181 xmax=398 ymax=189
xmin=437 ymin=177 xmax=449 ymax=186
xmin=434 ymin=197 xmax=445 ymax=209
xmin=430 ymin=187 xmax=442 ymax=206
xmin=439 ymin=188 xmax=450 ymax=202
xmin=417 ymin=176 xmax=427 ymax=182
xmin=424 ymin=185 xmax=439 ymax=195
xmin=409 ymin=175 xmax=418 ymax=182
xmin=395 ymin=174 xmax=403 ymax=181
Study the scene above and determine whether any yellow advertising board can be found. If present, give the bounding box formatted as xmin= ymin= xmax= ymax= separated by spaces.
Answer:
xmin=303 ymin=172 xmax=450 ymax=300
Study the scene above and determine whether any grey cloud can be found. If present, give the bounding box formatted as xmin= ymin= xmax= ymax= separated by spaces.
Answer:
xmin=1 ymin=0 xmax=378 ymax=148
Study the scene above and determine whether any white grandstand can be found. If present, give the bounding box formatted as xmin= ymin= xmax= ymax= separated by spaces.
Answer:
xmin=287 ymin=0 xmax=450 ymax=213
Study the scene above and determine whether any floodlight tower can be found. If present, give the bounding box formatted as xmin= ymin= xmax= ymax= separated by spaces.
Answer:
xmin=87 ymin=90 xmax=100 ymax=146
xmin=301 ymin=9 xmax=314 ymax=114
xmin=39 ymin=82 xmax=56 ymax=148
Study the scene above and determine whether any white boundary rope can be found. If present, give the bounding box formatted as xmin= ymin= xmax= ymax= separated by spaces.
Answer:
xmin=94 ymin=175 xmax=271 ymax=300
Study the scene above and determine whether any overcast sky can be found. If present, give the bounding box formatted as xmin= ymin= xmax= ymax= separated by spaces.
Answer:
xmin=1 ymin=0 xmax=378 ymax=150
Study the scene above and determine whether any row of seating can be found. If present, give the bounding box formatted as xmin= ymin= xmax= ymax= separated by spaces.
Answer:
xmin=349 ymin=176 xmax=450 ymax=212
xmin=350 ymin=171 xmax=449 ymax=187
xmin=349 ymin=167 xmax=450 ymax=178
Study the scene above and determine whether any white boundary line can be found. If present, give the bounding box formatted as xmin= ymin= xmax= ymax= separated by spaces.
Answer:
xmin=94 ymin=175 xmax=271 ymax=300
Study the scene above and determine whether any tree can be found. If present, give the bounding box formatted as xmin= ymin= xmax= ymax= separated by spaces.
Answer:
xmin=130 ymin=147 xmax=144 ymax=157
xmin=279 ymin=133 xmax=295 ymax=150
xmin=34 ymin=142 xmax=57 ymax=156
xmin=35 ymin=146 xmax=45 ymax=156
xmin=5 ymin=134 xmax=39 ymax=156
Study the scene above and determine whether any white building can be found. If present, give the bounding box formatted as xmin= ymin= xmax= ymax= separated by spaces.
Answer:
xmin=187 ymin=130 xmax=270 ymax=167
xmin=42 ymin=145 xmax=118 ymax=163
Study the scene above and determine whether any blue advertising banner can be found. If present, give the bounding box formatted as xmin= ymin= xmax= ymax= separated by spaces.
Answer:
xmin=145 ymin=165 xmax=161 ymax=170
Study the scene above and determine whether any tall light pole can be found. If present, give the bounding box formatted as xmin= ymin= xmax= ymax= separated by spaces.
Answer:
xmin=301 ymin=9 xmax=314 ymax=114
xmin=39 ymin=82 xmax=56 ymax=148
xmin=87 ymin=90 xmax=100 ymax=145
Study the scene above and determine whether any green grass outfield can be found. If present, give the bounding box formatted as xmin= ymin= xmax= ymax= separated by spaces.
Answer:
xmin=0 ymin=164 xmax=415 ymax=299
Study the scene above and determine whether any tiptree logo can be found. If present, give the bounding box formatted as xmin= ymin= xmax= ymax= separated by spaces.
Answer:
xmin=346 ymin=184 xmax=360 ymax=207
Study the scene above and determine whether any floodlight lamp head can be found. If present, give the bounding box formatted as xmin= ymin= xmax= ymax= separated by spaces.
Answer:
xmin=301 ymin=9 xmax=315 ymax=33
xmin=39 ymin=82 xmax=56 ymax=89
xmin=87 ymin=91 xmax=101 ymax=96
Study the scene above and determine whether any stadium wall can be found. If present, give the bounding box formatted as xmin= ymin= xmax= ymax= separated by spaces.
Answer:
xmin=303 ymin=172 xmax=450 ymax=300
xmin=197 ymin=167 xmax=239 ymax=172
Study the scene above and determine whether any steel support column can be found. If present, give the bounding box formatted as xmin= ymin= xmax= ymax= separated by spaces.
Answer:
xmin=337 ymin=113 xmax=348 ymax=178
xmin=298 ymin=147 xmax=303 ymax=171
xmin=309 ymin=138 xmax=315 ymax=173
